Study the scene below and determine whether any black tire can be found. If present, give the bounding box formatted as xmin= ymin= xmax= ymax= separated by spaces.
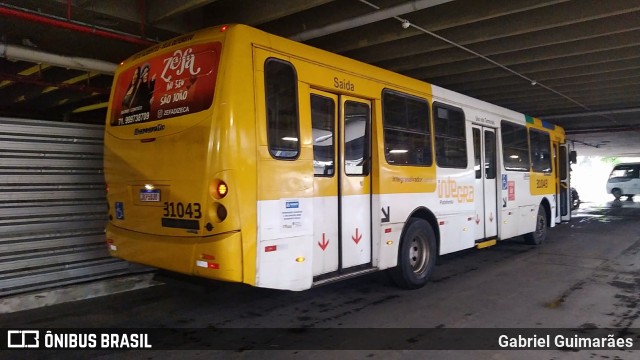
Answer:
xmin=524 ymin=205 xmax=547 ymax=245
xmin=389 ymin=218 xmax=437 ymax=289
xmin=570 ymin=188 xmax=580 ymax=211
xmin=612 ymin=188 xmax=622 ymax=199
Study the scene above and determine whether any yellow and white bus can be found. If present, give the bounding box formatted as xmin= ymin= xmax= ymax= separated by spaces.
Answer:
xmin=104 ymin=24 xmax=573 ymax=291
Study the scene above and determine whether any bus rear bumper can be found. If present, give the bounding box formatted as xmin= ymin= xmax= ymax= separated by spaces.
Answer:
xmin=106 ymin=224 xmax=243 ymax=283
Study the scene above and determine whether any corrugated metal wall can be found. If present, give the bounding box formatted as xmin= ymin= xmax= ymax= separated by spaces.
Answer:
xmin=0 ymin=117 xmax=141 ymax=297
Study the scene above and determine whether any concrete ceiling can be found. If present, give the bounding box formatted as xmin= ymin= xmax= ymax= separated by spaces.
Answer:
xmin=0 ymin=0 xmax=639 ymax=156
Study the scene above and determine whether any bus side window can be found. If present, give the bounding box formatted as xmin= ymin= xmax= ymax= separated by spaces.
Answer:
xmin=501 ymin=121 xmax=529 ymax=171
xmin=529 ymin=129 xmax=552 ymax=173
xmin=433 ymin=103 xmax=467 ymax=168
xmin=311 ymin=94 xmax=335 ymax=176
xmin=265 ymin=59 xmax=300 ymax=160
xmin=382 ymin=90 xmax=432 ymax=166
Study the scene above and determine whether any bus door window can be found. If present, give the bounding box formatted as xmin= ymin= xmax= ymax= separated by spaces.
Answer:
xmin=311 ymin=95 xmax=336 ymax=176
xmin=484 ymin=131 xmax=496 ymax=179
xmin=344 ymin=101 xmax=370 ymax=176
xmin=473 ymin=128 xmax=481 ymax=179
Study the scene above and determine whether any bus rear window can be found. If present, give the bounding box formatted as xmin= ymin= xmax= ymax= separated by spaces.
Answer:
xmin=109 ymin=42 xmax=221 ymax=127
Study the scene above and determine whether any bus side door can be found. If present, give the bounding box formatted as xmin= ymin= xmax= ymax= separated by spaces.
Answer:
xmin=310 ymin=90 xmax=340 ymax=276
xmin=310 ymin=91 xmax=372 ymax=277
xmin=472 ymin=125 xmax=498 ymax=241
xmin=559 ymin=143 xmax=571 ymax=221
xmin=340 ymin=96 xmax=372 ymax=270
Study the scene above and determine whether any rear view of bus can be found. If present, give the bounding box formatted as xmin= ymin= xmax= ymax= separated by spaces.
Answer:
xmin=104 ymin=26 xmax=252 ymax=284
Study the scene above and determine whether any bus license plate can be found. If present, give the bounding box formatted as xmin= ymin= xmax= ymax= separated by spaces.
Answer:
xmin=139 ymin=189 xmax=161 ymax=202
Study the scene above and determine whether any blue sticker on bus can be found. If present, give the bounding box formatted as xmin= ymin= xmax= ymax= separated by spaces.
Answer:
xmin=502 ymin=175 xmax=508 ymax=190
xmin=115 ymin=202 xmax=125 ymax=219
xmin=285 ymin=201 xmax=299 ymax=209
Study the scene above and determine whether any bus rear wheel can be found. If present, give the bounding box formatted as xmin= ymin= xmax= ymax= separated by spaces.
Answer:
xmin=389 ymin=218 xmax=436 ymax=289
xmin=524 ymin=205 xmax=547 ymax=245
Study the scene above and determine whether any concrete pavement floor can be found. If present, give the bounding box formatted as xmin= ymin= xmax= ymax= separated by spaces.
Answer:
xmin=1 ymin=200 xmax=638 ymax=359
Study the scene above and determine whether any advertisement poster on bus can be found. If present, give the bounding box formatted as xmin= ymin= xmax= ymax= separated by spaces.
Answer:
xmin=110 ymin=42 xmax=221 ymax=127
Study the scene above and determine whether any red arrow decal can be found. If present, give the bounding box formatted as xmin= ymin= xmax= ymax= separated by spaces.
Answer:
xmin=318 ymin=233 xmax=329 ymax=251
xmin=352 ymin=228 xmax=362 ymax=244
xmin=475 ymin=214 xmax=480 ymax=224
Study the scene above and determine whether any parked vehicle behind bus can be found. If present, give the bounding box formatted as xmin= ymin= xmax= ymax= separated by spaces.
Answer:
xmin=606 ymin=163 xmax=640 ymax=200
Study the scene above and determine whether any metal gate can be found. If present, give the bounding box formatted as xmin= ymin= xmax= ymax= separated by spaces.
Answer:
xmin=0 ymin=117 xmax=141 ymax=297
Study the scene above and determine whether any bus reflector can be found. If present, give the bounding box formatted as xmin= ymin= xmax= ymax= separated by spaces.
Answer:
xmin=265 ymin=245 xmax=277 ymax=252
xmin=196 ymin=260 xmax=219 ymax=269
xmin=220 ymin=25 xmax=229 ymax=32
xmin=384 ymin=228 xmax=391 ymax=233
xmin=386 ymin=240 xmax=393 ymax=245
xmin=216 ymin=204 xmax=227 ymax=221
xmin=295 ymin=257 xmax=305 ymax=262
xmin=201 ymin=254 xmax=215 ymax=260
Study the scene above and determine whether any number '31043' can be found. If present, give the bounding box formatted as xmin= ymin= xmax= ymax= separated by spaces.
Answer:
xmin=163 ymin=202 xmax=201 ymax=219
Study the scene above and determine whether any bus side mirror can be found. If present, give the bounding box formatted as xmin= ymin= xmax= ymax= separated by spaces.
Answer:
xmin=569 ymin=151 xmax=577 ymax=164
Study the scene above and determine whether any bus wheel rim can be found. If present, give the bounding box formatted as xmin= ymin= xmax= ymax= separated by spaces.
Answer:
xmin=409 ymin=233 xmax=429 ymax=274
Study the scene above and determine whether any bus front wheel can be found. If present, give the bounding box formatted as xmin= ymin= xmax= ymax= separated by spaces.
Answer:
xmin=389 ymin=218 xmax=436 ymax=289
xmin=524 ymin=205 xmax=547 ymax=245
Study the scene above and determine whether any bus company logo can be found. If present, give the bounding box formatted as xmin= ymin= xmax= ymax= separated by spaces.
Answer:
xmin=285 ymin=201 xmax=299 ymax=209
xmin=437 ymin=177 xmax=474 ymax=203
xmin=7 ymin=330 xmax=39 ymax=348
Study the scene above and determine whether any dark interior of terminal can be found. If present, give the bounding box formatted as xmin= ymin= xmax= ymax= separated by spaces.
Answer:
xmin=0 ymin=1 xmax=639 ymax=357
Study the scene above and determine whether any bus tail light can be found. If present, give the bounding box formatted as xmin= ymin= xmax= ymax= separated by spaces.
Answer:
xmin=211 ymin=180 xmax=228 ymax=199
xmin=217 ymin=182 xmax=228 ymax=198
